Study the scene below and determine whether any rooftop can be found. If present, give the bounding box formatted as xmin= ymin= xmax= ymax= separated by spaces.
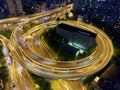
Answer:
xmin=57 ymin=23 xmax=97 ymax=37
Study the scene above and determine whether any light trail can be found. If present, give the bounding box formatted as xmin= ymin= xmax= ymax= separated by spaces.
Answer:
xmin=0 ymin=3 xmax=113 ymax=80
xmin=11 ymin=20 xmax=113 ymax=79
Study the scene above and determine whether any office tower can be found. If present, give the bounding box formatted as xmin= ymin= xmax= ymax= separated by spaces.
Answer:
xmin=5 ymin=0 xmax=23 ymax=15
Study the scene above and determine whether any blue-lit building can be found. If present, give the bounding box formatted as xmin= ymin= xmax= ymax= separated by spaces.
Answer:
xmin=56 ymin=23 xmax=96 ymax=49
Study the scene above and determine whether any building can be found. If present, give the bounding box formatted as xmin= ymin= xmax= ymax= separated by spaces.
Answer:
xmin=93 ymin=64 xmax=120 ymax=90
xmin=73 ymin=0 xmax=91 ymax=15
xmin=5 ymin=0 xmax=23 ymax=15
xmin=56 ymin=23 xmax=96 ymax=49
xmin=59 ymin=43 xmax=79 ymax=54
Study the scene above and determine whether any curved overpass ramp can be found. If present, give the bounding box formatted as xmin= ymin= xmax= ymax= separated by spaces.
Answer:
xmin=10 ymin=20 xmax=113 ymax=79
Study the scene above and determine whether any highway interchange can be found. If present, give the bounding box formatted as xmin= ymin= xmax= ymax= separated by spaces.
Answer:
xmin=0 ymin=4 xmax=113 ymax=90
xmin=13 ymin=20 xmax=113 ymax=79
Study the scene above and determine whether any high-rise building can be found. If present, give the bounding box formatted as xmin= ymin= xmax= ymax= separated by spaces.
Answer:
xmin=5 ymin=0 xmax=23 ymax=15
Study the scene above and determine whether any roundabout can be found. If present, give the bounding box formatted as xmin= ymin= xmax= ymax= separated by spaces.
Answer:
xmin=9 ymin=20 xmax=113 ymax=79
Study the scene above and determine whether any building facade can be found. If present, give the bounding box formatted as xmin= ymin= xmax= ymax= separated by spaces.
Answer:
xmin=5 ymin=0 xmax=23 ymax=15
xmin=56 ymin=23 xmax=96 ymax=49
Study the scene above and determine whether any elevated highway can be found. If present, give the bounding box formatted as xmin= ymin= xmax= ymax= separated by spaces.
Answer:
xmin=10 ymin=20 xmax=113 ymax=79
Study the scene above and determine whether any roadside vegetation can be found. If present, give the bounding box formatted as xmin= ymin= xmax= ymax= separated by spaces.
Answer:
xmin=23 ymin=23 xmax=39 ymax=33
xmin=0 ymin=29 xmax=12 ymax=39
xmin=0 ymin=44 xmax=8 ymax=90
xmin=0 ymin=41 xmax=9 ymax=90
xmin=29 ymin=72 xmax=52 ymax=90
xmin=0 ymin=29 xmax=12 ymax=89
xmin=0 ymin=66 xmax=9 ymax=90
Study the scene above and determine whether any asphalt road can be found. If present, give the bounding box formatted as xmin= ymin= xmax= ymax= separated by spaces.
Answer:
xmin=11 ymin=20 xmax=113 ymax=79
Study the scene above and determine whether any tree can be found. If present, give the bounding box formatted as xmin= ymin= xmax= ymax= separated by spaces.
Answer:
xmin=0 ymin=29 xmax=12 ymax=39
xmin=29 ymin=72 xmax=52 ymax=90
xmin=56 ymin=17 xmax=61 ymax=21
